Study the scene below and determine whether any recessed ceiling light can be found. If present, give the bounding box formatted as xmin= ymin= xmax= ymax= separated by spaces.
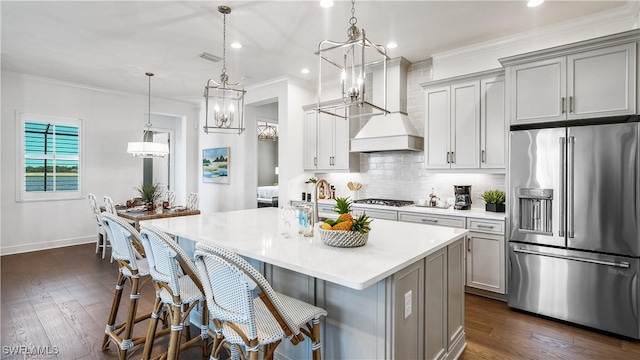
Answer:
xmin=230 ymin=42 xmax=242 ymax=49
xmin=301 ymin=68 xmax=310 ymax=74
xmin=320 ymin=0 xmax=334 ymax=8
xmin=527 ymin=0 xmax=544 ymax=7
xmin=387 ymin=42 xmax=398 ymax=49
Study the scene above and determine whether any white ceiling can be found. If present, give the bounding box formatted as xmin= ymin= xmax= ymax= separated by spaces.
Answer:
xmin=1 ymin=1 xmax=630 ymax=102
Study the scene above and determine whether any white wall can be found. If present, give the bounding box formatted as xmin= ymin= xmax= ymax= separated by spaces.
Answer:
xmin=0 ymin=71 xmax=200 ymax=255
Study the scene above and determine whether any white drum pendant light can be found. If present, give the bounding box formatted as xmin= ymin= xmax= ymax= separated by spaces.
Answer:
xmin=127 ymin=73 xmax=169 ymax=158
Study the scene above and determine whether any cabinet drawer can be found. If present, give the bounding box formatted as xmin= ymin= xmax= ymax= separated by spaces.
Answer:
xmin=466 ymin=218 xmax=504 ymax=234
xmin=353 ymin=208 xmax=398 ymax=221
xmin=318 ymin=204 xmax=335 ymax=213
xmin=398 ymin=212 xmax=465 ymax=228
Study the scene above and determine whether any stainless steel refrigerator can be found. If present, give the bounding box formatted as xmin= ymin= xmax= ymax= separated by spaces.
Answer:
xmin=508 ymin=120 xmax=640 ymax=339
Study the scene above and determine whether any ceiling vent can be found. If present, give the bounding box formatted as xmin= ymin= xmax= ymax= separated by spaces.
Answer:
xmin=198 ymin=52 xmax=222 ymax=63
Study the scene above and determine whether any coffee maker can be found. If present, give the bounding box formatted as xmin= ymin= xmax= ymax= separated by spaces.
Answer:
xmin=454 ymin=185 xmax=472 ymax=210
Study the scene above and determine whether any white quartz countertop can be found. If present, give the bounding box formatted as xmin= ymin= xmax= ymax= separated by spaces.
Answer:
xmin=142 ymin=208 xmax=467 ymax=290
xmin=316 ymin=199 xmax=507 ymax=220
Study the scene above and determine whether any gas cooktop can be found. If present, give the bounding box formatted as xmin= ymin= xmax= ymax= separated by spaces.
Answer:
xmin=353 ymin=198 xmax=414 ymax=207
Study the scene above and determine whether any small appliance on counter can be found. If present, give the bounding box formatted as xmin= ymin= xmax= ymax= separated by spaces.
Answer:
xmin=453 ymin=185 xmax=472 ymax=210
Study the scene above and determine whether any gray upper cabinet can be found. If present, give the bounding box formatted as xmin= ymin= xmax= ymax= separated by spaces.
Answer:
xmin=480 ymin=75 xmax=506 ymax=169
xmin=423 ymin=81 xmax=480 ymax=169
xmin=303 ymin=103 xmax=360 ymax=172
xmin=422 ymin=69 xmax=505 ymax=170
xmin=501 ymin=30 xmax=638 ymax=125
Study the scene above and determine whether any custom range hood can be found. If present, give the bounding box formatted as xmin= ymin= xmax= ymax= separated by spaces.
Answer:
xmin=350 ymin=57 xmax=424 ymax=153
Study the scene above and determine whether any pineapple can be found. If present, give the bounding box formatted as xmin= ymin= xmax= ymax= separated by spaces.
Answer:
xmin=334 ymin=197 xmax=354 ymax=222
xmin=332 ymin=219 xmax=353 ymax=231
xmin=351 ymin=213 xmax=372 ymax=234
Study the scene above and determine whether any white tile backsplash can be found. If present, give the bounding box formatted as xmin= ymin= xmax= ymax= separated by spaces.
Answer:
xmin=318 ymin=153 xmax=505 ymax=209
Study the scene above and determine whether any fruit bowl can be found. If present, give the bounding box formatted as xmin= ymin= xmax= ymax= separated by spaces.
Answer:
xmin=318 ymin=228 xmax=369 ymax=248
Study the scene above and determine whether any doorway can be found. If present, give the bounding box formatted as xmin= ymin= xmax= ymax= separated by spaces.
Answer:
xmin=142 ymin=113 xmax=183 ymax=201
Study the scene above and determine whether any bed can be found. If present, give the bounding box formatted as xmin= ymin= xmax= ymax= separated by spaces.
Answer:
xmin=257 ymin=186 xmax=279 ymax=207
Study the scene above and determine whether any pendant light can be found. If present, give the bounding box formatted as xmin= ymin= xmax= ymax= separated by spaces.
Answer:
xmin=257 ymin=122 xmax=278 ymax=141
xmin=203 ymin=5 xmax=246 ymax=135
xmin=127 ymin=73 xmax=169 ymax=158
xmin=315 ymin=0 xmax=389 ymax=119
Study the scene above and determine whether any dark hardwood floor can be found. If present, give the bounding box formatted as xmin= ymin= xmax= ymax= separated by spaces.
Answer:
xmin=0 ymin=244 xmax=209 ymax=360
xmin=2 ymin=243 xmax=639 ymax=359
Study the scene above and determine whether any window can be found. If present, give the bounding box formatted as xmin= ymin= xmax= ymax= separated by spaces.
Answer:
xmin=18 ymin=113 xmax=82 ymax=201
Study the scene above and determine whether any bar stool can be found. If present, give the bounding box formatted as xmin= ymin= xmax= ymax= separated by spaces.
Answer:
xmin=139 ymin=224 xmax=214 ymax=360
xmin=101 ymin=213 xmax=155 ymax=359
xmin=194 ymin=242 xmax=327 ymax=360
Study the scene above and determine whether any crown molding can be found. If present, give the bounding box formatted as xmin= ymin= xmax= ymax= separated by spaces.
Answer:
xmin=420 ymin=68 xmax=504 ymax=89
xmin=2 ymin=70 xmax=199 ymax=107
xmin=499 ymin=28 xmax=640 ymax=66
xmin=432 ymin=1 xmax=639 ymax=64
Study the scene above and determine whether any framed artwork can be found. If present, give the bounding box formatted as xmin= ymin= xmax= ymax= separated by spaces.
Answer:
xmin=203 ymin=147 xmax=230 ymax=184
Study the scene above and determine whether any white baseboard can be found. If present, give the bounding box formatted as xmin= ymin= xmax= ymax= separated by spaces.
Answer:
xmin=0 ymin=235 xmax=95 ymax=256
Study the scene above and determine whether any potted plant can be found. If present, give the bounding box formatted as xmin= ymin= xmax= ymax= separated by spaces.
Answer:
xmin=480 ymin=189 xmax=506 ymax=212
xmin=135 ymin=181 xmax=163 ymax=210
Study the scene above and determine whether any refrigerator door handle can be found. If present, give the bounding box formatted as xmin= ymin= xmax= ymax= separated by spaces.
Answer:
xmin=559 ymin=137 xmax=566 ymax=237
xmin=568 ymin=136 xmax=575 ymax=238
xmin=512 ymin=248 xmax=630 ymax=268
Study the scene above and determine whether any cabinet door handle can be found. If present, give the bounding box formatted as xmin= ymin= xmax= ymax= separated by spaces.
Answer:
xmin=446 ymin=152 xmax=450 ymax=164
xmin=481 ymin=150 xmax=485 ymax=163
xmin=477 ymin=224 xmax=494 ymax=229
xmin=451 ymin=151 xmax=455 ymax=164
xmin=570 ymin=96 xmax=574 ymax=113
xmin=421 ymin=218 xmax=438 ymax=223
xmin=562 ymin=97 xmax=566 ymax=114
xmin=467 ymin=238 xmax=472 ymax=252
xmin=314 ymin=157 xmax=317 ymax=166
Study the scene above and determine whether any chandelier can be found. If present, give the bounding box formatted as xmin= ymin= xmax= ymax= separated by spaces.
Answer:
xmin=315 ymin=0 xmax=389 ymax=119
xmin=203 ymin=5 xmax=246 ymax=135
xmin=127 ymin=73 xmax=169 ymax=158
xmin=257 ymin=122 xmax=278 ymax=141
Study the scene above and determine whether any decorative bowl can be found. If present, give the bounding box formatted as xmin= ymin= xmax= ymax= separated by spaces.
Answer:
xmin=318 ymin=228 xmax=369 ymax=248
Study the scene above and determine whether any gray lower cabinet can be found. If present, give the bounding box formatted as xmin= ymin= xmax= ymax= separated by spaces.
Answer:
xmin=353 ymin=207 xmax=398 ymax=221
xmin=425 ymin=247 xmax=447 ymax=360
xmin=425 ymin=238 xmax=466 ymax=360
xmin=465 ymin=218 xmax=506 ymax=294
xmin=399 ymin=212 xmax=506 ymax=296
xmin=447 ymin=239 xmax=465 ymax=353
xmin=398 ymin=212 xmax=465 ymax=228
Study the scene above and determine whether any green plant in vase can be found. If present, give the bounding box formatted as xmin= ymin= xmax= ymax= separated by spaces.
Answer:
xmin=135 ymin=181 xmax=163 ymax=210
xmin=480 ymin=189 xmax=506 ymax=212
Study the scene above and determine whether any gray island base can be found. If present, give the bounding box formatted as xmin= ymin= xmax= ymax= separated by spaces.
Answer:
xmin=143 ymin=208 xmax=468 ymax=359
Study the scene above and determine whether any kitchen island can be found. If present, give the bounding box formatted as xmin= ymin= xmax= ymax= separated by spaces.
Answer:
xmin=142 ymin=207 xmax=468 ymax=360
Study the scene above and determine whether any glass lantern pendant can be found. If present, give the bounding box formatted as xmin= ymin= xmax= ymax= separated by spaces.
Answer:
xmin=315 ymin=0 xmax=389 ymax=119
xmin=203 ymin=5 xmax=246 ymax=135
